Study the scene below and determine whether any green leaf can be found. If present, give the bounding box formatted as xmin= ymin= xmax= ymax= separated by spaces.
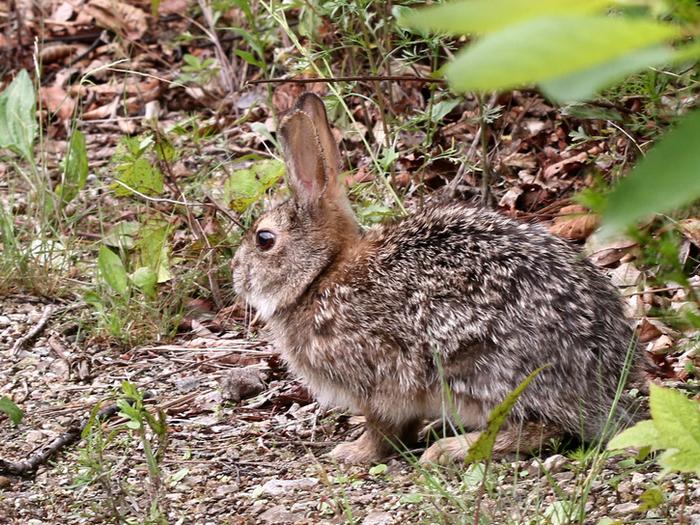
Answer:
xmin=541 ymin=45 xmax=675 ymax=103
xmin=130 ymin=266 xmax=158 ymax=299
xmin=400 ymin=492 xmax=423 ymax=504
xmin=58 ymin=130 xmax=89 ymax=205
xmin=138 ymin=221 xmax=171 ymax=283
xmin=223 ymin=159 xmax=284 ymax=212
xmin=98 ymin=245 xmax=129 ymax=295
xmin=170 ymin=467 xmax=189 ymax=484
xmin=602 ymin=110 xmax=700 ymax=235
xmin=0 ymin=396 xmax=23 ymax=425
xmin=368 ymin=463 xmax=388 ymax=476
xmin=112 ymin=158 xmax=164 ymax=196
xmin=103 ymin=221 xmax=141 ymax=250
xmin=607 ymin=420 xmax=660 ymax=450
xmin=0 ymin=69 xmax=38 ymax=161
xmin=465 ymin=366 xmax=546 ymax=463
xmin=400 ymin=0 xmax=609 ymax=35
xmin=428 ymin=99 xmax=461 ymax=121
xmin=445 ymin=16 xmax=680 ymax=93
xmin=638 ymin=487 xmax=664 ymax=511
xmin=648 ymin=384 xmax=700 ymax=474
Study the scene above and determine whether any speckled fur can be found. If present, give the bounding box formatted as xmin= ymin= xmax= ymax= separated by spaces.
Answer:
xmin=232 ymin=93 xmax=644 ymax=463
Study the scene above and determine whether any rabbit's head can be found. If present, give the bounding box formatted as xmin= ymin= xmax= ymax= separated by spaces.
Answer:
xmin=232 ymin=93 xmax=360 ymax=320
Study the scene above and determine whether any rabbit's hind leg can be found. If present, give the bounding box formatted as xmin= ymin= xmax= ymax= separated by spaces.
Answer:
xmin=419 ymin=422 xmax=560 ymax=465
xmin=328 ymin=417 xmax=420 ymax=464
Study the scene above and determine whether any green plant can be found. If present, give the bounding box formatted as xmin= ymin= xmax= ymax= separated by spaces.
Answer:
xmin=74 ymin=382 xmax=169 ymax=524
xmin=400 ymin=0 xmax=700 ymax=235
xmin=608 ymin=383 xmax=700 ymax=476
xmin=0 ymin=396 xmax=23 ymax=426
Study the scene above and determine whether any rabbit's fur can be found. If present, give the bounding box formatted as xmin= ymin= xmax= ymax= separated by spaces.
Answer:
xmin=232 ymin=93 xmax=644 ymax=464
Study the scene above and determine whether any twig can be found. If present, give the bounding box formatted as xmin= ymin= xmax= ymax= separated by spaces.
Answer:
xmin=0 ymin=393 xmax=154 ymax=477
xmin=11 ymin=305 xmax=55 ymax=356
xmin=247 ymin=75 xmax=445 ymax=85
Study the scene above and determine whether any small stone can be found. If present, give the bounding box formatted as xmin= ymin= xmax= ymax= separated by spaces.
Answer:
xmin=0 ymin=475 xmax=11 ymax=489
xmin=220 ymin=367 xmax=266 ymax=403
xmin=174 ymin=376 xmax=204 ymax=394
xmin=215 ymin=484 xmax=239 ymax=497
xmin=362 ymin=511 xmax=393 ymax=525
xmin=543 ymin=454 xmax=568 ymax=474
xmin=630 ymin=472 xmax=646 ymax=486
xmin=258 ymin=505 xmax=304 ymax=524
xmin=553 ymin=471 xmax=574 ymax=482
xmin=612 ymin=502 xmax=638 ymax=514
xmin=261 ymin=477 xmax=318 ymax=496
xmin=617 ymin=481 xmax=633 ymax=494
xmin=0 ymin=316 xmax=11 ymax=327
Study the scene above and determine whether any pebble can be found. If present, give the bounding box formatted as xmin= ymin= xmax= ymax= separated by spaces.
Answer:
xmin=612 ymin=502 xmax=638 ymax=514
xmin=220 ymin=367 xmax=266 ymax=403
xmin=258 ymin=504 xmax=305 ymax=524
xmin=362 ymin=511 xmax=394 ymax=525
xmin=261 ymin=477 xmax=319 ymax=496
xmin=0 ymin=316 xmax=11 ymax=327
xmin=0 ymin=475 xmax=11 ymax=489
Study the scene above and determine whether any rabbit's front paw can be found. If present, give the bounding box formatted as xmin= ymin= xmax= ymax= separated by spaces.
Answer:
xmin=328 ymin=432 xmax=388 ymax=464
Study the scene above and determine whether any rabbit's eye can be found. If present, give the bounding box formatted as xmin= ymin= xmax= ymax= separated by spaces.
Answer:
xmin=255 ymin=230 xmax=276 ymax=251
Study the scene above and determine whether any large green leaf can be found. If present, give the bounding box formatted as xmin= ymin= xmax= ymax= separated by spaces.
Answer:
xmin=0 ymin=69 xmax=38 ymax=161
xmin=541 ymin=45 xmax=675 ymax=103
xmin=445 ymin=16 xmax=680 ymax=93
xmin=607 ymin=420 xmax=659 ymax=450
xmin=58 ymin=130 xmax=89 ymax=205
xmin=602 ymin=110 xmax=700 ymax=235
xmin=648 ymin=384 xmax=700 ymax=475
xmin=608 ymin=384 xmax=700 ymax=476
xmin=400 ymin=0 xmax=609 ymax=35
xmin=98 ymin=245 xmax=129 ymax=296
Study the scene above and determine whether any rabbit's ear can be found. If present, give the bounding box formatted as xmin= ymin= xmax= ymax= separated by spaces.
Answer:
xmin=279 ymin=110 xmax=328 ymax=207
xmin=294 ymin=93 xmax=342 ymax=184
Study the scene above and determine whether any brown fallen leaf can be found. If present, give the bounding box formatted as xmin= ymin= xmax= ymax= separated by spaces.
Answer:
xmin=678 ymin=218 xmax=700 ymax=247
xmin=40 ymin=44 xmax=83 ymax=63
xmin=40 ymin=85 xmax=76 ymax=121
xmin=548 ymin=204 xmax=599 ymax=241
xmin=542 ymin=150 xmax=589 ymax=179
xmin=85 ymin=0 xmax=148 ymax=40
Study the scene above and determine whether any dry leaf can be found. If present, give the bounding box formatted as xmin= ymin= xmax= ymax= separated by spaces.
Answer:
xmin=610 ymin=262 xmax=643 ymax=288
xmin=542 ymin=150 xmax=589 ymax=179
xmin=50 ymin=1 xmax=74 ymax=22
xmin=548 ymin=204 xmax=599 ymax=241
xmin=585 ymin=234 xmax=637 ymax=267
xmin=40 ymin=44 xmax=83 ymax=64
xmin=40 ymin=85 xmax=76 ymax=120
xmin=648 ymin=334 xmax=674 ymax=355
xmin=85 ymin=0 xmax=148 ymax=40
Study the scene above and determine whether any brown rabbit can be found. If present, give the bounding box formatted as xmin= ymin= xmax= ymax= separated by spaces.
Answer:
xmin=231 ymin=93 xmax=644 ymax=464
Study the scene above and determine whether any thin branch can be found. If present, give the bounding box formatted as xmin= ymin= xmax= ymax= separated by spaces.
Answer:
xmin=247 ymin=75 xmax=445 ymax=86
xmin=11 ymin=305 xmax=54 ymax=356
xmin=0 ymin=393 xmax=154 ymax=477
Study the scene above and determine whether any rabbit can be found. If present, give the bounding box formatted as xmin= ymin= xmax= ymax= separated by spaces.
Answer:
xmin=231 ymin=92 xmax=645 ymax=464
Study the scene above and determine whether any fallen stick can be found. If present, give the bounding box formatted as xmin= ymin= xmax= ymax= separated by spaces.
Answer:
xmin=247 ymin=75 xmax=444 ymax=85
xmin=0 ymin=393 xmax=153 ymax=477
xmin=11 ymin=305 xmax=55 ymax=356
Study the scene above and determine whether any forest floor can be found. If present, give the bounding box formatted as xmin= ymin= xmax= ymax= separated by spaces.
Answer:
xmin=1 ymin=1 xmax=700 ymax=524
